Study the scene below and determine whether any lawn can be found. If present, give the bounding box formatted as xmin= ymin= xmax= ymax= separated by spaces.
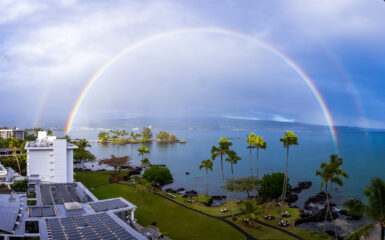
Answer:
xmin=92 ymin=184 xmax=245 ymax=240
xmin=77 ymin=171 xmax=331 ymax=240
xmin=159 ymin=192 xmax=243 ymax=216
xmin=76 ymin=171 xmax=245 ymax=240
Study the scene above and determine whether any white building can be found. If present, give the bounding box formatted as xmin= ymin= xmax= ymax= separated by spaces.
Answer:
xmin=0 ymin=129 xmax=24 ymax=140
xmin=0 ymin=162 xmax=7 ymax=180
xmin=25 ymin=131 xmax=77 ymax=183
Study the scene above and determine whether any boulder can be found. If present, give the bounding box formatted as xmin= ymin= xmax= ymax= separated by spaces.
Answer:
xmin=176 ymin=188 xmax=185 ymax=192
xmin=295 ymin=207 xmax=339 ymax=225
xmin=339 ymin=209 xmax=362 ymax=220
xmin=305 ymin=191 xmax=329 ymax=206
xmin=165 ymin=188 xmax=177 ymax=193
xmin=286 ymin=193 xmax=299 ymax=204
xmin=298 ymin=181 xmax=312 ymax=189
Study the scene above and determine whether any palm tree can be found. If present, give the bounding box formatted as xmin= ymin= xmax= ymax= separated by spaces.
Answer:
xmin=75 ymin=139 xmax=93 ymax=170
xmin=253 ymin=136 xmax=266 ymax=195
xmin=363 ymin=178 xmax=385 ymax=240
xmin=316 ymin=154 xmax=349 ymax=239
xmin=199 ymin=159 xmax=214 ymax=196
xmin=141 ymin=158 xmax=151 ymax=167
xmin=211 ymin=137 xmax=234 ymax=219
xmin=137 ymin=145 xmax=150 ymax=161
xmin=73 ymin=139 xmax=95 ymax=200
xmin=8 ymin=138 xmax=22 ymax=174
xmin=247 ymin=133 xmax=256 ymax=203
xmin=240 ymin=200 xmax=258 ymax=227
xmin=280 ymin=131 xmax=298 ymax=211
xmin=225 ymin=150 xmax=241 ymax=202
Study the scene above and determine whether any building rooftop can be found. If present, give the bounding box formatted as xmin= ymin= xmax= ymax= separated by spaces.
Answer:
xmin=0 ymin=182 xmax=146 ymax=239
xmin=0 ymin=194 xmax=22 ymax=233
xmin=25 ymin=131 xmax=77 ymax=149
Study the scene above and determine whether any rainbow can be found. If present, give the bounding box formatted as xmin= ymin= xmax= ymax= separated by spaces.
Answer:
xmin=64 ymin=27 xmax=339 ymax=149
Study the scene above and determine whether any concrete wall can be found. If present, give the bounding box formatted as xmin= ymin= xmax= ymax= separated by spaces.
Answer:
xmin=27 ymin=149 xmax=51 ymax=182
xmin=27 ymin=140 xmax=75 ymax=183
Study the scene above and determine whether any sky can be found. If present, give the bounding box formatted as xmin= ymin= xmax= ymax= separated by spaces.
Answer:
xmin=0 ymin=0 xmax=385 ymax=129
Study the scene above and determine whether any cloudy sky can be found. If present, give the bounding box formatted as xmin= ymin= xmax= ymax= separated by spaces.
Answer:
xmin=1 ymin=0 xmax=384 ymax=129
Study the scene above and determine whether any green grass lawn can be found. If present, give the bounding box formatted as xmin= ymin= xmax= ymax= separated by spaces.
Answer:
xmin=92 ymin=184 xmax=245 ymax=240
xmin=159 ymin=192 xmax=243 ymax=216
xmin=76 ymin=171 xmax=330 ymax=240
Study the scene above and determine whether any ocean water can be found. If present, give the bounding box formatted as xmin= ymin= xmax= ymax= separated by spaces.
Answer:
xmin=64 ymin=126 xmax=384 ymax=208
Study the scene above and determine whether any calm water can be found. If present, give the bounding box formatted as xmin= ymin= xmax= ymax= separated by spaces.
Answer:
xmin=64 ymin=127 xmax=384 ymax=208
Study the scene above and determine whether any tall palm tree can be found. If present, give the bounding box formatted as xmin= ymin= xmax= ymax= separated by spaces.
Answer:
xmin=199 ymin=159 xmax=214 ymax=196
xmin=280 ymin=131 xmax=298 ymax=212
xmin=316 ymin=154 xmax=349 ymax=239
xmin=137 ymin=145 xmax=150 ymax=161
xmin=247 ymin=133 xmax=256 ymax=203
xmin=74 ymin=139 xmax=94 ymax=200
xmin=363 ymin=178 xmax=385 ymax=240
xmin=225 ymin=150 xmax=241 ymax=202
xmin=8 ymin=138 xmax=22 ymax=174
xmin=211 ymin=137 xmax=234 ymax=219
xmin=253 ymin=136 xmax=266 ymax=194
xmin=75 ymin=139 xmax=92 ymax=170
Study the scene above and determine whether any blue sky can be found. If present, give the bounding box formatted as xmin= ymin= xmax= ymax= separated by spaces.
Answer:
xmin=0 ymin=0 xmax=384 ymax=129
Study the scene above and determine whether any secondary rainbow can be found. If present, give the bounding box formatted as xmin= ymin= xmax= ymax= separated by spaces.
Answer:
xmin=64 ymin=27 xmax=339 ymax=149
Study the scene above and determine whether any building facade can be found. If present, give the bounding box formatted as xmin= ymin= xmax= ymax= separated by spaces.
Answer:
xmin=0 ymin=129 xmax=24 ymax=140
xmin=25 ymin=132 xmax=77 ymax=183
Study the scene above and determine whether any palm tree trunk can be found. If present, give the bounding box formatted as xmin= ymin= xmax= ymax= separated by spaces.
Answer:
xmin=13 ymin=148 xmax=22 ymax=174
xmin=205 ymin=169 xmax=208 ymax=196
xmin=281 ymin=146 xmax=289 ymax=213
xmin=323 ymin=182 xmax=328 ymax=235
xmin=231 ymin=163 xmax=238 ymax=202
xmin=328 ymin=183 xmax=337 ymax=240
xmin=249 ymin=146 xmax=255 ymax=204
xmin=221 ymin=154 xmax=234 ymax=219
xmin=381 ymin=226 xmax=384 ymax=240
xmin=256 ymin=147 xmax=260 ymax=197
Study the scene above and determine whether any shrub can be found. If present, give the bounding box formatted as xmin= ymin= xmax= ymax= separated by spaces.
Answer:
xmin=259 ymin=172 xmax=287 ymax=199
xmin=10 ymin=179 xmax=28 ymax=192
xmin=143 ymin=166 xmax=173 ymax=188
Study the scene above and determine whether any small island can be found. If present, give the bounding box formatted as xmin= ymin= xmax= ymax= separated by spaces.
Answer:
xmin=97 ymin=127 xmax=186 ymax=144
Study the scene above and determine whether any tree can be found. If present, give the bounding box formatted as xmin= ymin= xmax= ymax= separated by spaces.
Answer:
xmin=225 ymin=177 xmax=258 ymax=199
xmin=73 ymin=139 xmax=95 ymax=165
xmin=253 ymin=136 xmax=266 ymax=185
xmin=97 ymin=132 xmax=110 ymax=143
xmin=47 ymin=129 xmax=53 ymax=136
xmin=199 ymin=159 xmax=214 ymax=196
xmin=10 ymin=179 xmax=28 ymax=192
xmin=142 ymin=126 xmax=153 ymax=140
xmin=225 ymin=150 xmax=241 ymax=202
xmin=343 ymin=199 xmax=365 ymax=218
xmin=8 ymin=138 xmax=22 ymax=174
xmin=247 ymin=133 xmax=256 ymax=204
xmin=363 ymin=178 xmax=385 ymax=240
xmin=143 ymin=166 xmax=173 ymax=188
xmin=99 ymin=155 xmax=131 ymax=174
xmin=137 ymin=145 xmax=150 ymax=161
xmin=316 ymin=154 xmax=349 ymax=239
xmin=259 ymin=172 xmax=286 ymax=199
xmin=156 ymin=131 xmax=169 ymax=141
xmin=141 ymin=158 xmax=151 ymax=167
xmin=240 ymin=201 xmax=258 ymax=227
xmin=211 ymin=137 xmax=234 ymax=219
xmin=169 ymin=134 xmax=178 ymax=142
xmin=280 ymin=131 xmax=298 ymax=212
